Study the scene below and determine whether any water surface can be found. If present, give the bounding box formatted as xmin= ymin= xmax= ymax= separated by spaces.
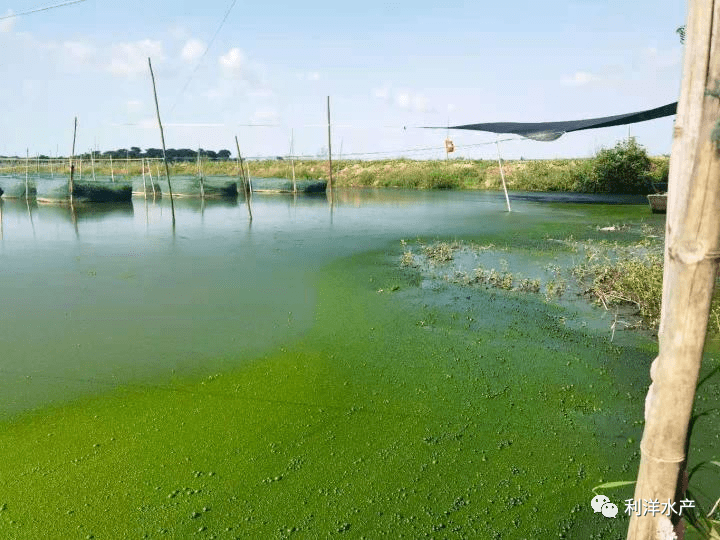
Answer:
xmin=2 ymin=189 xmax=703 ymax=539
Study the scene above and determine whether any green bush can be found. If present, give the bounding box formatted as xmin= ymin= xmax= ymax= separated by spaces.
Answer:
xmin=574 ymin=138 xmax=653 ymax=194
xmin=649 ymin=158 xmax=670 ymax=184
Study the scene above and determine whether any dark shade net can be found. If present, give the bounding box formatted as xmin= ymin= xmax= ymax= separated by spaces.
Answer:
xmin=424 ymin=102 xmax=677 ymax=141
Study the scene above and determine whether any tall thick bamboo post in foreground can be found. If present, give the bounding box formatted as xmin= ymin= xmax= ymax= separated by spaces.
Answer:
xmin=628 ymin=1 xmax=720 ymax=538
xmin=148 ymin=57 xmax=175 ymax=227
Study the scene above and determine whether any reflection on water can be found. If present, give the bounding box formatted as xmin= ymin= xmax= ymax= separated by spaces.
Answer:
xmin=0 ymin=188 xmax=661 ymax=418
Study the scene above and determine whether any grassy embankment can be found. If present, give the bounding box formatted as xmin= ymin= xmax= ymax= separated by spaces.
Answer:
xmin=1 ymin=156 xmax=670 ymax=192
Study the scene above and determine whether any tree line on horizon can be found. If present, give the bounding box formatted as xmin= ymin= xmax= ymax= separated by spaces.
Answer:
xmin=1 ymin=148 xmax=234 ymax=161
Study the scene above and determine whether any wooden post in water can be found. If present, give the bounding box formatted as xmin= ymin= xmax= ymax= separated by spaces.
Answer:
xmin=35 ymin=154 xmax=39 ymax=173
xmin=110 ymin=155 xmax=114 ymax=182
xmin=90 ymin=148 xmax=96 ymax=181
xmin=142 ymin=158 xmax=147 ymax=200
xmin=495 ymin=138 xmax=511 ymax=212
xmin=627 ymin=1 xmax=720 ymax=539
xmin=148 ymin=160 xmax=155 ymax=195
xmin=150 ymin=159 xmax=157 ymax=198
xmin=24 ymin=149 xmax=29 ymax=201
xmin=235 ymin=135 xmax=252 ymax=221
xmin=197 ymin=148 xmax=205 ymax=199
xmin=327 ymin=96 xmax=333 ymax=195
xmin=290 ymin=128 xmax=297 ymax=194
xmin=69 ymin=117 xmax=77 ymax=206
xmin=148 ymin=57 xmax=175 ymax=227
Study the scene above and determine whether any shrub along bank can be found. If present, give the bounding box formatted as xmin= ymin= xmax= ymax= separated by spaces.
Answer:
xmin=232 ymin=139 xmax=668 ymax=194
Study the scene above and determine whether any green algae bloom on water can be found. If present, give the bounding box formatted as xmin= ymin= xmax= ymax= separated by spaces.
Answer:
xmin=0 ymin=189 xmax=716 ymax=538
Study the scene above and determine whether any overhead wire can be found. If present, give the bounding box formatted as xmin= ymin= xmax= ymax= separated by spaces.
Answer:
xmin=169 ymin=0 xmax=239 ymax=115
xmin=0 ymin=0 xmax=86 ymax=20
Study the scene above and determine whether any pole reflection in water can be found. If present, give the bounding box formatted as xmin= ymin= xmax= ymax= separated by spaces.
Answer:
xmin=26 ymin=198 xmax=35 ymax=238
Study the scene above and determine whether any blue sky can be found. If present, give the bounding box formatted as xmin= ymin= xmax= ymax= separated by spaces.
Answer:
xmin=0 ymin=0 xmax=687 ymax=160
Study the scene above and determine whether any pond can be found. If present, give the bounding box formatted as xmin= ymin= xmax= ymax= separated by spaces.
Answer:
xmin=0 ymin=188 xmax=714 ymax=538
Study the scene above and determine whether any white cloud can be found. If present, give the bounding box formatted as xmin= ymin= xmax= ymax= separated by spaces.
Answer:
xmin=61 ymin=40 xmax=96 ymax=67
xmin=373 ymin=86 xmax=390 ymax=101
xmin=217 ymin=47 xmax=264 ymax=88
xmin=181 ymin=38 xmax=205 ymax=63
xmin=561 ymin=71 xmax=600 ymax=86
xmin=109 ymin=39 xmax=164 ymax=78
xmin=395 ymin=92 xmax=411 ymax=109
xmin=641 ymin=46 xmax=681 ymax=70
xmin=1 ymin=9 xmax=15 ymax=33
xmin=297 ymin=71 xmax=320 ymax=81
xmin=252 ymin=107 xmax=279 ymax=123
xmin=395 ymin=90 xmax=432 ymax=112
xmin=168 ymin=25 xmax=188 ymax=40
xmin=127 ymin=100 xmax=142 ymax=112
xmin=138 ymin=117 xmax=156 ymax=129
xmin=373 ymin=85 xmax=433 ymax=112
xmin=219 ymin=47 xmax=247 ymax=78
xmin=248 ymin=88 xmax=273 ymax=98
xmin=204 ymin=86 xmax=229 ymax=100
xmin=412 ymin=94 xmax=430 ymax=112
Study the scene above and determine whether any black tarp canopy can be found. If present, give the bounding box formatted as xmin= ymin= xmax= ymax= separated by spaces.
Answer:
xmin=424 ymin=102 xmax=677 ymax=141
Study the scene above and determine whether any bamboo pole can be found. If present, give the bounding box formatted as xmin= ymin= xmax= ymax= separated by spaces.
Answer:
xmin=142 ymin=158 xmax=147 ymax=200
xmin=24 ymin=149 xmax=29 ymax=201
xmin=110 ymin=155 xmax=114 ymax=182
xmin=69 ymin=117 xmax=77 ymax=206
xmin=327 ymin=96 xmax=333 ymax=195
xmin=35 ymin=153 xmax=39 ymax=173
xmin=235 ymin=135 xmax=252 ymax=221
xmin=627 ymin=2 xmax=720 ymax=539
xmin=150 ymin=159 xmax=157 ymax=198
xmin=495 ymin=138 xmax=511 ymax=212
xmin=90 ymin=148 xmax=96 ymax=181
xmin=148 ymin=57 xmax=175 ymax=227
xmin=290 ymin=128 xmax=297 ymax=193
xmin=197 ymin=148 xmax=205 ymax=200
xmin=148 ymin=160 xmax=155 ymax=197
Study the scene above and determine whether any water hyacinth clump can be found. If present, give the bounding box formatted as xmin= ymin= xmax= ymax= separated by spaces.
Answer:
xmin=422 ymin=241 xmax=460 ymax=263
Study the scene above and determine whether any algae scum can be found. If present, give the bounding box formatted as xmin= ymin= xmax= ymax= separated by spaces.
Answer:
xmin=0 ymin=191 xmax=715 ymax=538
